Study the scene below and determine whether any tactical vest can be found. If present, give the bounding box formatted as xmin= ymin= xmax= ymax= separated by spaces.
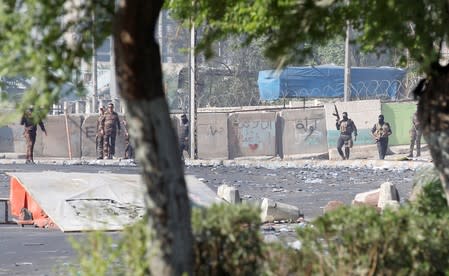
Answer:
xmin=374 ymin=123 xmax=389 ymax=138
xmin=339 ymin=120 xmax=354 ymax=135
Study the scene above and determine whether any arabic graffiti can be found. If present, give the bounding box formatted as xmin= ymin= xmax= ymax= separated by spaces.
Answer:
xmin=294 ymin=117 xmax=323 ymax=145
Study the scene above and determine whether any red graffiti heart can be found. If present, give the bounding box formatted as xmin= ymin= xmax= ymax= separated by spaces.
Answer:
xmin=249 ymin=144 xmax=258 ymax=150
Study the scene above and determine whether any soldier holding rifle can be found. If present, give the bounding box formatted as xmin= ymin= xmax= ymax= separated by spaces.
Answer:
xmin=371 ymin=114 xmax=392 ymax=160
xmin=333 ymin=105 xmax=358 ymax=160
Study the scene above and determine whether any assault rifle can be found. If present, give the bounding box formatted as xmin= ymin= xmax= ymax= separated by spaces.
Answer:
xmin=332 ymin=104 xmax=340 ymax=122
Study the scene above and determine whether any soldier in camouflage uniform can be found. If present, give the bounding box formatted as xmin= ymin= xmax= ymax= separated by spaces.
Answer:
xmin=336 ymin=112 xmax=358 ymax=160
xmin=408 ymin=111 xmax=422 ymax=158
xmin=371 ymin=114 xmax=392 ymax=160
xmin=96 ymin=106 xmax=105 ymax=159
xmin=20 ymin=107 xmax=47 ymax=164
xmin=123 ymin=117 xmax=134 ymax=159
xmin=179 ymin=114 xmax=189 ymax=160
xmin=101 ymin=103 xmax=121 ymax=159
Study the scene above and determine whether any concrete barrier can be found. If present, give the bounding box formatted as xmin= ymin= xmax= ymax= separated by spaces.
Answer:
xmin=41 ymin=115 xmax=82 ymax=158
xmin=197 ymin=112 xmax=228 ymax=159
xmin=278 ymin=108 xmax=328 ymax=157
xmin=260 ymin=198 xmax=301 ymax=222
xmin=228 ymin=112 xmax=277 ymax=159
xmin=81 ymin=114 xmax=126 ymax=158
xmin=0 ymin=124 xmax=27 ymax=154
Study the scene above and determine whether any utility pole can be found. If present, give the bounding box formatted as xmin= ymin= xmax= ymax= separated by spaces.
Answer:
xmin=92 ymin=10 xmax=98 ymax=112
xmin=189 ymin=22 xmax=197 ymax=159
xmin=110 ymin=37 xmax=117 ymax=100
xmin=343 ymin=22 xmax=351 ymax=102
xmin=343 ymin=4 xmax=351 ymax=102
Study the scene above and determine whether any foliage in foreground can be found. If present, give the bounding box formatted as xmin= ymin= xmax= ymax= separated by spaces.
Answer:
xmin=68 ymin=204 xmax=263 ymax=276
xmin=69 ymin=170 xmax=449 ymax=276
xmin=265 ymin=169 xmax=449 ymax=275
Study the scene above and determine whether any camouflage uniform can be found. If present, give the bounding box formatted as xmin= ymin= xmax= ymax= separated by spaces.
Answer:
xmin=371 ymin=119 xmax=392 ymax=160
xmin=408 ymin=111 xmax=422 ymax=157
xmin=96 ymin=110 xmax=105 ymax=159
xmin=101 ymin=110 xmax=121 ymax=159
xmin=20 ymin=110 xmax=46 ymax=164
xmin=336 ymin=118 xmax=357 ymax=160
xmin=123 ymin=119 xmax=134 ymax=159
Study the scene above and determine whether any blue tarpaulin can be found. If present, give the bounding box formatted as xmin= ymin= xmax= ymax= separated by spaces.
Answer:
xmin=258 ymin=65 xmax=406 ymax=100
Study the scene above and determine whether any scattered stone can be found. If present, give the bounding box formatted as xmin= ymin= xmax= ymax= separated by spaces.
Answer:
xmin=288 ymin=240 xmax=302 ymax=250
xmin=323 ymin=200 xmax=345 ymax=214
xmin=260 ymin=198 xmax=301 ymax=223
xmin=264 ymin=234 xmax=280 ymax=243
xmin=217 ymin=184 xmax=241 ymax=204
xmin=304 ymin=178 xmax=323 ymax=184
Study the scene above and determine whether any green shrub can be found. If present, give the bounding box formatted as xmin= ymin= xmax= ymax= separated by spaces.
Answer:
xmin=410 ymin=167 xmax=448 ymax=217
xmin=273 ymin=205 xmax=449 ymax=275
xmin=69 ymin=219 xmax=151 ymax=276
xmin=68 ymin=204 xmax=263 ymax=276
xmin=192 ymin=204 xmax=264 ymax=276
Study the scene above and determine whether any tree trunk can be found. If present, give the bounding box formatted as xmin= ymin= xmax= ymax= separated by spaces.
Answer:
xmin=416 ymin=64 xmax=449 ymax=203
xmin=114 ymin=1 xmax=193 ymax=275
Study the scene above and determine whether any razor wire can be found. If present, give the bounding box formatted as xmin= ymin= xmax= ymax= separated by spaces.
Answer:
xmin=168 ymin=73 xmax=422 ymax=112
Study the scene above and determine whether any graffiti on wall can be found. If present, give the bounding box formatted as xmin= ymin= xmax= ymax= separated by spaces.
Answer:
xmin=84 ymin=126 xmax=96 ymax=139
xmin=236 ymin=120 xmax=274 ymax=152
xmin=207 ymin=125 xmax=225 ymax=136
xmin=294 ymin=117 xmax=324 ymax=145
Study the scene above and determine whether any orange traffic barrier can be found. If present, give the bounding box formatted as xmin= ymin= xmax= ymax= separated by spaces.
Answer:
xmin=9 ymin=176 xmax=56 ymax=228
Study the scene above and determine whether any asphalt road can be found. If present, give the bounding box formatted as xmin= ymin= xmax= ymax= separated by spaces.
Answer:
xmin=0 ymin=161 xmax=421 ymax=275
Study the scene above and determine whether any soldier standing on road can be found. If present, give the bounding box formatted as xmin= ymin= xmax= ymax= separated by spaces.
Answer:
xmin=101 ymin=103 xmax=121 ymax=159
xmin=408 ymin=111 xmax=422 ymax=158
xmin=96 ymin=106 xmax=105 ymax=159
xmin=20 ymin=107 xmax=47 ymax=164
xmin=371 ymin=114 xmax=392 ymax=160
xmin=336 ymin=111 xmax=358 ymax=160
xmin=179 ymin=114 xmax=189 ymax=160
xmin=123 ymin=117 xmax=134 ymax=159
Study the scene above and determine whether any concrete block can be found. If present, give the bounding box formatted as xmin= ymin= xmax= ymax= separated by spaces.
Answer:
xmin=217 ymin=184 xmax=241 ymax=204
xmin=377 ymin=182 xmax=400 ymax=209
xmin=197 ymin=112 xmax=228 ymax=159
xmin=260 ymin=198 xmax=300 ymax=222
xmin=323 ymin=200 xmax=345 ymax=214
xmin=228 ymin=112 xmax=277 ymax=159
xmin=40 ymin=115 xmax=82 ymax=158
xmin=81 ymin=114 xmax=126 ymax=158
xmin=0 ymin=123 xmax=27 ymax=154
xmin=352 ymin=188 xmax=380 ymax=207
xmin=278 ymin=108 xmax=328 ymax=157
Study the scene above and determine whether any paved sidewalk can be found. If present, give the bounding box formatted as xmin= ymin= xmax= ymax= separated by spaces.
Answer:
xmin=0 ymin=144 xmax=434 ymax=171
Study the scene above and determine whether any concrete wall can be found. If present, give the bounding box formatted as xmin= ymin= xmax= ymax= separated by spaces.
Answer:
xmin=381 ymin=102 xmax=417 ymax=146
xmin=197 ymin=113 xmax=228 ymax=159
xmin=228 ymin=112 xmax=277 ymax=158
xmin=278 ymin=108 xmax=327 ymax=157
xmin=40 ymin=115 xmax=83 ymax=158
xmin=324 ymin=100 xmax=382 ymax=148
xmin=1 ymin=101 xmax=421 ymax=160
